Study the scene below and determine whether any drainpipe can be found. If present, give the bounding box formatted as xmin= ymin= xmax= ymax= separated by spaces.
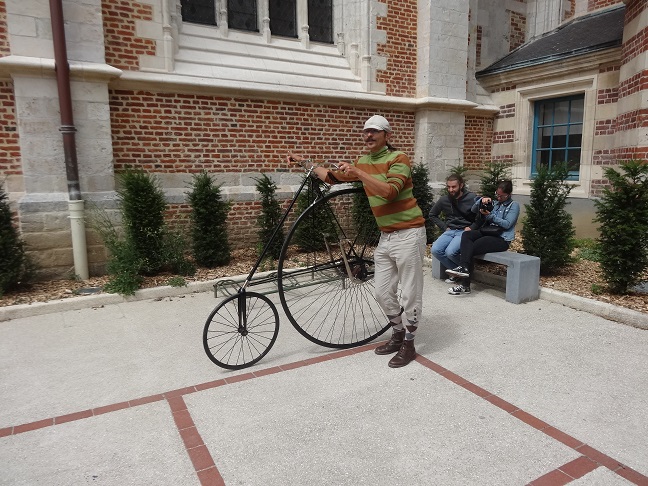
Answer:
xmin=49 ymin=0 xmax=89 ymax=279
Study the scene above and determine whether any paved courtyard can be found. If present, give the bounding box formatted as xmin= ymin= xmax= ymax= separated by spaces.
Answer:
xmin=1 ymin=269 xmax=647 ymax=485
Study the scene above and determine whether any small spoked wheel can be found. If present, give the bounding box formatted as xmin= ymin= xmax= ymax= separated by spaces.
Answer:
xmin=203 ymin=291 xmax=279 ymax=370
xmin=278 ymin=187 xmax=390 ymax=348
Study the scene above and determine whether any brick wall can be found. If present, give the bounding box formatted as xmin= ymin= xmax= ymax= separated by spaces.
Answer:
xmin=376 ymin=0 xmax=417 ymax=97
xmin=588 ymin=0 xmax=624 ymax=12
xmin=109 ymin=90 xmax=416 ymax=246
xmin=625 ymin=0 xmax=646 ymax=23
xmin=565 ymin=0 xmax=576 ymax=19
xmin=508 ymin=10 xmax=526 ymax=51
xmin=0 ymin=82 xmax=20 ymax=178
xmin=463 ymin=115 xmax=494 ymax=170
xmin=0 ymin=0 xmax=8 ymax=57
xmin=102 ymin=0 xmax=156 ymax=70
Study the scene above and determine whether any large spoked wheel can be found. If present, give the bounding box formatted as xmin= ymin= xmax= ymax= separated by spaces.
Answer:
xmin=278 ymin=186 xmax=389 ymax=348
xmin=203 ymin=291 xmax=279 ymax=370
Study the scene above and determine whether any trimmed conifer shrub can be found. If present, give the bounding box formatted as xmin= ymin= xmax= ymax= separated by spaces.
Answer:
xmin=92 ymin=169 xmax=194 ymax=295
xmin=411 ymin=162 xmax=435 ymax=243
xmin=594 ymin=160 xmax=648 ymax=294
xmin=521 ymin=163 xmax=575 ymax=274
xmin=187 ymin=171 xmax=231 ymax=267
xmin=118 ymin=169 xmax=167 ymax=274
xmin=479 ymin=160 xmax=514 ymax=198
xmin=254 ymin=174 xmax=283 ymax=260
xmin=0 ymin=183 xmax=35 ymax=296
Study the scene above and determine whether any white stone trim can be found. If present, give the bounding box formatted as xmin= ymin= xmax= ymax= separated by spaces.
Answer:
xmin=513 ymin=76 xmax=597 ymax=198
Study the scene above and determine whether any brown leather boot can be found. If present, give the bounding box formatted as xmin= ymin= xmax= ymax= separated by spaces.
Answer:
xmin=388 ymin=339 xmax=416 ymax=368
xmin=374 ymin=329 xmax=405 ymax=355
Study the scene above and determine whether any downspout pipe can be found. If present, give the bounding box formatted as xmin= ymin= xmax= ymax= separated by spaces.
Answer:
xmin=49 ymin=0 xmax=89 ymax=279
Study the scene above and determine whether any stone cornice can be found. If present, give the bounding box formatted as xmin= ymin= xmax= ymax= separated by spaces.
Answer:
xmin=115 ymin=71 xmax=500 ymax=114
xmin=477 ymin=48 xmax=621 ymax=90
xmin=0 ymin=55 xmax=499 ymax=115
xmin=0 ymin=56 xmax=122 ymax=82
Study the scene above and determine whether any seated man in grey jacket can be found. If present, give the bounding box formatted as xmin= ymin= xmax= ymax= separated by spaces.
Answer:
xmin=429 ymin=174 xmax=476 ymax=282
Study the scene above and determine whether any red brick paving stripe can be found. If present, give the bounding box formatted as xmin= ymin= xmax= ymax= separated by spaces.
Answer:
xmin=528 ymin=456 xmax=599 ymax=485
xmin=93 ymin=401 xmax=130 ymax=416
xmin=613 ymin=465 xmax=648 ymax=485
xmin=194 ymin=379 xmax=227 ymax=391
xmin=171 ymin=409 xmax=195 ymax=430
xmin=3 ymin=346 xmax=647 ymax=486
xmin=511 ymin=410 xmax=551 ymax=431
xmin=54 ymin=409 xmax=93 ymax=425
xmin=197 ymin=467 xmax=226 ymax=486
xmin=167 ymin=396 xmax=188 ymax=413
xmin=13 ymin=418 xmax=54 ymax=434
xmin=559 ymin=456 xmax=600 ymax=479
xmin=165 ymin=398 xmax=225 ymax=486
xmin=129 ymin=394 xmax=164 ymax=407
xmin=528 ymin=468 xmax=574 ymax=486
xmin=164 ymin=386 xmax=198 ymax=398
xmin=413 ymin=354 xmax=648 ymax=484
xmin=542 ymin=426 xmax=584 ymax=449
xmin=482 ymin=394 xmax=519 ymax=414
xmin=575 ymin=444 xmax=623 ymax=470
xmin=224 ymin=372 xmax=255 ymax=384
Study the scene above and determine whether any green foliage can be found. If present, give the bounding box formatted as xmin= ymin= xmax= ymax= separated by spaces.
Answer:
xmin=101 ymin=237 xmax=144 ymax=295
xmin=292 ymin=177 xmax=337 ymax=251
xmin=521 ymin=163 xmax=576 ymax=274
xmin=187 ymin=171 xmax=232 ymax=267
xmin=91 ymin=169 xmax=195 ymax=295
xmin=167 ymin=276 xmax=187 ymax=287
xmin=254 ymin=174 xmax=283 ymax=260
xmin=479 ymin=160 xmax=515 ymax=197
xmin=0 ymin=183 xmax=36 ymax=296
xmin=351 ymin=182 xmax=379 ymax=243
xmin=593 ymin=160 xmax=648 ymax=294
xmin=117 ymin=169 xmax=167 ymax=274
xmin=411 ymin=162 xmax=436 ymax=244
xmin=573 ymin=238 xmax=601 ymax=262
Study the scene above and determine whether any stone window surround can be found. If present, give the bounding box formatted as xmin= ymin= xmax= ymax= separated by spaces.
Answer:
xmin=182 ymin=0 xmax=331 ymax=48
xmin=513 ymin=76 xmax=597 ymax=198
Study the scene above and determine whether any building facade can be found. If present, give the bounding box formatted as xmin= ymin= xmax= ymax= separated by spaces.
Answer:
xmin=0 ymin=0 xmax=644 ymax=277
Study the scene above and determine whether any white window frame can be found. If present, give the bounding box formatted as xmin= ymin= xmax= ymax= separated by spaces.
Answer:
xmin=513 ymin=76 xmax=597 ymax=198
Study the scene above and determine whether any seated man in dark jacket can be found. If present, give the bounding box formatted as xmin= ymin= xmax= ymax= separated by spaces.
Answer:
xmin=429 ymin=174 xmax=476 ymax=282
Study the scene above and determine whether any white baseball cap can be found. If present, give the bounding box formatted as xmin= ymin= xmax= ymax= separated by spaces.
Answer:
xmin=364 ymin=115 xmax=392 ymax=133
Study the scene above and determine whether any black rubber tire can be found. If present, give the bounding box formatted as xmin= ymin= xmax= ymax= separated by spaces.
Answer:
xmin=203 ymin=291 xmax=279 ymax=370
xmin=277 ymin=187 xmax=389 ymax=348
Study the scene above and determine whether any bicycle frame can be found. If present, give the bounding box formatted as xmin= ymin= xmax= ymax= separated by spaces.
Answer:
xmin=238 ymin=165 xmax=326 ymax=292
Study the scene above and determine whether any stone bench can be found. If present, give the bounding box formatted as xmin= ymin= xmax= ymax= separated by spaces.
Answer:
xmin=431 ymin=252 xmax=541 ymax=304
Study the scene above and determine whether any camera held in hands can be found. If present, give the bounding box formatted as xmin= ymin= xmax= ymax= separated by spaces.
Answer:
xmin=480 ymin=199 xmax=494 ymax=212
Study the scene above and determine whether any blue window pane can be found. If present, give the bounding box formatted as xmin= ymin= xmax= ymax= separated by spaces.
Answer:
xmin=532 ymin=94 xmax=584 ymax=179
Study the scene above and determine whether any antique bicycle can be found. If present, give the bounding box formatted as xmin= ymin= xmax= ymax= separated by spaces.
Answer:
xmin=202 ymin=160 xmax=390 ymax=370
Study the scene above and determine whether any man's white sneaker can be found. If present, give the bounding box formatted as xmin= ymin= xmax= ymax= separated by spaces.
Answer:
xmin=448 ymin=284 xmax=471 ymax=295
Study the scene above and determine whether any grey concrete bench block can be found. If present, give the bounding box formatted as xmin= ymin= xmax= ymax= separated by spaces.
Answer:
xmin=431 ymin=252 xmax=541 ymax=304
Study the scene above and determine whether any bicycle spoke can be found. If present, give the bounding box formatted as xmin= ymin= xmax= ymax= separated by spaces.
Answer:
xmin=203 ymin=291 xmax=279 ymax=370
xmin=278 ymin=187 xmax=389 ymax=348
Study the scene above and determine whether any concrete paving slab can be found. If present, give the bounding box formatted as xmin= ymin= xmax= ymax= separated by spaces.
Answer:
xmin=0 ymin=268 xmax=647 ymax=485
xmin=0 ymin=402 xmax=198 ymax=486
xmin=188 ymin=352 xmax=580 ymax=485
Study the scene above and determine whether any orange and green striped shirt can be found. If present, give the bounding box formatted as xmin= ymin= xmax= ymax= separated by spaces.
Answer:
xmin=325 ymin=147 xmax=425 ymax=232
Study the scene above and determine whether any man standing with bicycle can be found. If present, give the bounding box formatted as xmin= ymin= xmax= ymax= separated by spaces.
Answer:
xmin=288 ymin=115 xmax=426 ymax=368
